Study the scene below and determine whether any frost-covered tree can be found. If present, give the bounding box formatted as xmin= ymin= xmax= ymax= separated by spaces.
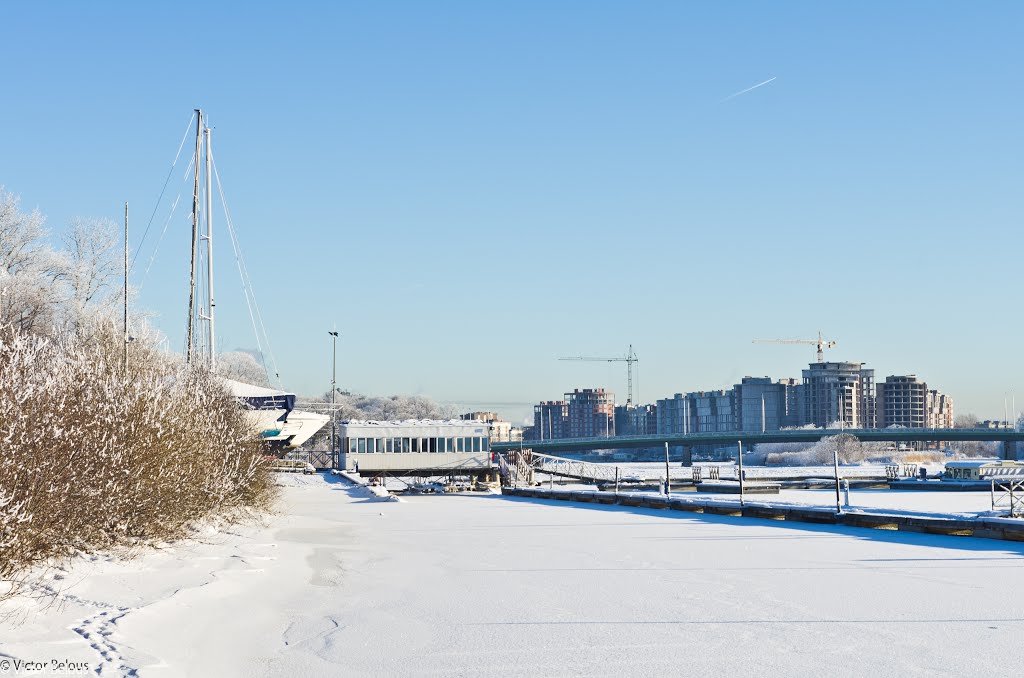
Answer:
xmin=955 ymin=413 xmax=979 ymax=428
xmin=0 ymin=188 xmax=65 ymax=333
xmin=217 ymin=350 xmax=271 ymax=387
xmin=63 ymin=217 xmax=120 ymax=315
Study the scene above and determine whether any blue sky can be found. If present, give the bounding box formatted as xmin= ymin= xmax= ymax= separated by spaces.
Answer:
xmin=3 ymin=1 xmax=1022 ymax=424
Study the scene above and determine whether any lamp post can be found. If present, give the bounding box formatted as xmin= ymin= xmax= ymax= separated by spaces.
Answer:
xmin=329 ymin=331 xmax=339 ymax=468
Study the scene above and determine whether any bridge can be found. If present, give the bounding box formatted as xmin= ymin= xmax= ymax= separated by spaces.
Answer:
xmin=492 ymin=427 xmax=1024 ymax=455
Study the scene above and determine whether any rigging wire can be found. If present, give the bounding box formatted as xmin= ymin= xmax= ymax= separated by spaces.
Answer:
xmin=211 ymin=155 xmax=283 ymax=387
xmin=137 ymin=152 xmax=196 ymax=293
xmin=131 ymin=112 xmax=196 ymax=273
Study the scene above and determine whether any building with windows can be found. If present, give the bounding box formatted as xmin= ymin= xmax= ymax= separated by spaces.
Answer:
xmin=532 ymin=400 xmax=569 ymax=440
xmin=876 ymin=375 xmax=954 ymax=429
xmin=655 ymin=389 xmax=737 ymax=434
xmin=927 ymin=391 xmax=954 ymax=429
xmin=460 ymin=411 xmax=523 ymax=443
xmin=615 ymin=403 xmax=657 ymax=436
xmin=734 ymin=377 xmax=803 ymax=433
xmin=337 ymin=420 xmax=493 ymax=477
xmin=802 ymin=362 xmax=876 ymax=428
xmin=566 ymin=388 xmax=616 ymax=438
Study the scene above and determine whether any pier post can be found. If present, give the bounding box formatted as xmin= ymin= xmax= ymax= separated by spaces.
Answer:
xmin=664 ymin=442 xmax=671 ymax=496
xmin=833 ymin=448 xmax=842 ymax=514
xmin=737 ymin=440 xmax=744 ymax=507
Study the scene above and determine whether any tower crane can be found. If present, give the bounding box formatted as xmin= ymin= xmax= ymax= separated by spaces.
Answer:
xmin=753 ymin=331 xmax=837 ymax=363
xmin=558 ymin=345 xmax=639 ymax=407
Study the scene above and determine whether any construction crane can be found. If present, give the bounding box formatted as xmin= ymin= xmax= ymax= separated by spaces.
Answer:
xmin=558 ymin=345 xmax=639 ymax=407
xmin=753 ymin=331 xmax=837 ymax=363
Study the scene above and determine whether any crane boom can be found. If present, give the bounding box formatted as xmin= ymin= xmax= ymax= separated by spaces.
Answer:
xmin=558 ymin=345 xmax=638 ymax=407
xmin=752 ymin=331 xmax=837 ymax=363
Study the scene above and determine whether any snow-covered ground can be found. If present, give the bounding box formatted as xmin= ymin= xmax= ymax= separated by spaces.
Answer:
xmin=3 ymin=472 xmax=1024 ymax=677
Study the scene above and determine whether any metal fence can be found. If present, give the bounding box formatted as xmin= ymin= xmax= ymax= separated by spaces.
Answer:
xmin=283 ymin=450 xmax=333 ymax=470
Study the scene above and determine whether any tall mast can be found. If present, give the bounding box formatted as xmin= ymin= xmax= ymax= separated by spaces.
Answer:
xmin=203 ymin=122 xmax=216 ymax=371
xmin=186 ymin=109 xmax=202 ymax=365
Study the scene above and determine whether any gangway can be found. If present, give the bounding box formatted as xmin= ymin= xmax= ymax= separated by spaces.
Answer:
xmin=498 ymin=450 xmax=621 ymax=486
xmin=497 ymin=451 xmax=632 ymax=487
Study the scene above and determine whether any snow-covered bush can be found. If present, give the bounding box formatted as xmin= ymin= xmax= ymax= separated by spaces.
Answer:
xmin=0 ymin=325 xmax=275 ymax=599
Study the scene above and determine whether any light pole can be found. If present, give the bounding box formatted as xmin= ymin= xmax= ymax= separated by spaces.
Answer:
xmin=329 ymin=331 xmax=339 ymax=468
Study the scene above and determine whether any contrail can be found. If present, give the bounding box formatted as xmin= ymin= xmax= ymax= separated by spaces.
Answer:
xmin=721 ymin=76 xmax=777 ymax=102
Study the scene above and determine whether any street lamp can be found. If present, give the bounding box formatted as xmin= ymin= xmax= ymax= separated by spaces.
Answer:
xmin=329 ymin=331 xmax=339 ymax=468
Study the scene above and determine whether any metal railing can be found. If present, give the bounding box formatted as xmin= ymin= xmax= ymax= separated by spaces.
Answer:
xmin=497 ymin=450 xmax=620 ymax=486
xmin=991 ymin=479 xmax=1024 ymax=517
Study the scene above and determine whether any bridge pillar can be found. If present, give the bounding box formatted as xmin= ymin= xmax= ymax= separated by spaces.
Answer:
xmin=1004 ymin=441 xmax=1021 ymax=461
xmin=681 ymin=445 xmax=692 ymax=467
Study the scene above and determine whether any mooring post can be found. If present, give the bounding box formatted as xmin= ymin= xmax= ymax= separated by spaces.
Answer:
xmin=833 ymin=447 xmax=842 ymax=514
xmin=737 ymin=440 xmax=744 ymax=507
xmin=615 ymin=466 xmax=620 ymax=496
xmin=842 ymin=478 xmax=850 ymax=508
xmin=664 ymin=442 xmax=671 ymax=497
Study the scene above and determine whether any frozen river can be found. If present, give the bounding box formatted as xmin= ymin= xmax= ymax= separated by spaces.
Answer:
xmin=3 ymin=473 xmax=1023 ymax=676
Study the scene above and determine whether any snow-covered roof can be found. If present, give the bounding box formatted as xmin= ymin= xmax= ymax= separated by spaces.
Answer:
xmin=944 ymin=459 xmax=1019 ymax=469
xmin=340 ymin=419 xmax=485 ymax=427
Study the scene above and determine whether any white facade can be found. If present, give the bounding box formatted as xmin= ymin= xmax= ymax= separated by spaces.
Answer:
xmin=338 ymin=420 xmax=493 ymax=474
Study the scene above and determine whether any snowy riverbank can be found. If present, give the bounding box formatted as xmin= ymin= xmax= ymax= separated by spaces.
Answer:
xmin=3 ymin=472 xmax=1024 ymax=676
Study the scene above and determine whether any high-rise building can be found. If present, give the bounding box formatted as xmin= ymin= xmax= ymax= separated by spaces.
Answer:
xmin=926 ymin=390 xmax=954 ymax=429
xmin=875 ymin=376 xmax=953 ymax=429
xmin=801 ymin=362 xmax=876 ymax=428
xmin=655 ymin=390 xmax=737 ymax=434
xmin=566 ymin=388 xmax=615 ymax=438
xmin=616 ymin=404 xmax=657 ymax=436
xmin=656 ymin=379 xmax=800 ymax=435
xmin=532 ymin=401 xmax=568 ymax=440
xmin=734 ymin=377 xmax=803 ymax=432
xmin=656 ymin=393 xmax=691 ymax=435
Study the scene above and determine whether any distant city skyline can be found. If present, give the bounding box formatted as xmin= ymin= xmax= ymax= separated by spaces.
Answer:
xmin=1 ymin=2 xmax=1021 ymax=424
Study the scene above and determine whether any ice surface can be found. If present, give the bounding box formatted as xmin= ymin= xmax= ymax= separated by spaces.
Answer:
xmin=3 ymin=473 xmax=1023 ymax=677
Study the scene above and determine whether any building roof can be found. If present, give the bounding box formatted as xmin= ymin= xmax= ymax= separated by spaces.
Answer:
xmin=339 ymin=419 xmax=488 ymax=427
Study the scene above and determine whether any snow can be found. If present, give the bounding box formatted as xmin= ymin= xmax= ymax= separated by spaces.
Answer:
xmin=3 ymin=472 xmax=1024 ymax=676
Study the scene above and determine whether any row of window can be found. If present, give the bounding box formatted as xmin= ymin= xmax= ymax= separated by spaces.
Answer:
xmin=346 ymin=436 xmax=490 ymax=454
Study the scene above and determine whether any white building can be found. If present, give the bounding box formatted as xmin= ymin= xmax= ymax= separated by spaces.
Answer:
xmin=337 ymin=420 xmax=494 ymax=476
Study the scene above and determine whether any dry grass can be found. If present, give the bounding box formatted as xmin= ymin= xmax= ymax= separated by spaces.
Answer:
xmin=0 ymin=326 xmax=276 ymax=600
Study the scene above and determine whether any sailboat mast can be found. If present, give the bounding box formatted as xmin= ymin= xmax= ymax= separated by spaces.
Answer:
xmin=186 ymin=108 xmax=202 ymax=365
xmin=204 ymin=123 xmax=216 ymax=371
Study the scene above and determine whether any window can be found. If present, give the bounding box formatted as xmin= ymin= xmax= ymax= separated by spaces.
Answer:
xmin=376 ymin=438 xmax=384 ymax=454
xmin=472 ymin=437 xmax=480 ymax=453
xmin=456 ymin=437 xmax=464 ymax=453
xmin=411 ymin=438 xmax=419 ymax=453
xmin=428 ymin=438 xmax=437 ymax=453
xmin=357 ymin=438 xmax=366 ymax=453
xmin=347 ymin=438 xmax=356 ymax=453
xmin=481 ymin=437 xmax=490 ymax=452
xmin=402 ymin=437 xmax=411 ymax=453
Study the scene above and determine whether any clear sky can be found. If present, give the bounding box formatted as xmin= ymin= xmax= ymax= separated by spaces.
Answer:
xmin=2 ymin=1 xmax=1021 ymax=425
